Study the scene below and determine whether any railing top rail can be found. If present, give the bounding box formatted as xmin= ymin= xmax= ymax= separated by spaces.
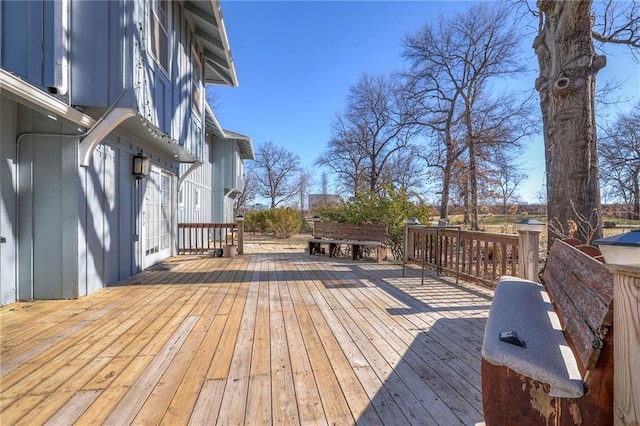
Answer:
xmin=178 ymin=223 xmax=237 ymax=228
xmin=406 ymin=226 xmax=518 ymax=241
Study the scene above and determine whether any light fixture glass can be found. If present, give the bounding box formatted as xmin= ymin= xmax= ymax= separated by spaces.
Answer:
xmin=594 ymin=230 xmax=640 ymax=266
xmin=132 ymin=155 xmax=150 ymax=180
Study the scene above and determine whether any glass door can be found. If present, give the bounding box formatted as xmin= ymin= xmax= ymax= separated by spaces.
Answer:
xmin=143 ymin=168 xmax=172 ymax=267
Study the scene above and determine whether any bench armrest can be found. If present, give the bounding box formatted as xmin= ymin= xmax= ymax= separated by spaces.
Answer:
xmin=482 ymin=276 xmax=584 ymax=398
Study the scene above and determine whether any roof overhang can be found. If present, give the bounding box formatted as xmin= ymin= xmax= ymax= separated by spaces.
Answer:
xmin=184 ymin=0 xmax=238 ymax=87
xmin=0 ymin=68 xmax=95 ymax=129
xmin=81 ymin=107 xmax=198 ymax=167
xmin=223 ymin=129 xmax=254 ymax=161
xmin=204 ymin=103 xmax=254 ymax=160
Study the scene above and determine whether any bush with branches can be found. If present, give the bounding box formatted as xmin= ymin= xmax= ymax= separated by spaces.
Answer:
xmin=244 ymin=208 xmax=302 ymax=238
xmin=314 ymin=186 xmax=431 ymax=259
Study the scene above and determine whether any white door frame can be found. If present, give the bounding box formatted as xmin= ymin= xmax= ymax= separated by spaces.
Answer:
xmin=142 ymin=166 xmax=173 ymax=268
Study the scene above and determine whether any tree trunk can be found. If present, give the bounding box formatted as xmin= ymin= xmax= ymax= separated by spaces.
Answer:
xmin=535 ymin=0 xmax=605 ymax=244
xmin=466 ymin=106 xmax=480 ymax=231
xmin=441 ymin=160 xmax=452 ymax=219
xmin=634 ymin=170 xmax=640 ymax=220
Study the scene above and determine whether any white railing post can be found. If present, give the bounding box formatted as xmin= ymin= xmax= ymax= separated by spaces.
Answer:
xmin=515 ymin=219 xmax=545 ymax=282
xmin=595 ymin=230 xmax=640 ymax=426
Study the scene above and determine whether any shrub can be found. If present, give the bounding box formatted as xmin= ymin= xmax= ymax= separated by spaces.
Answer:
xmin=266 ymin=207 xmax=302 ymax=238
xmin=244 ymin=210 xmax=269 ymax=234
xmin=243 ymin=208 xmax=302 ymax=238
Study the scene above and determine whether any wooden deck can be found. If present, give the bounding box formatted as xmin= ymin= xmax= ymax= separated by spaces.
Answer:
xmin=0 ymin=252 xmax=493 ymax=425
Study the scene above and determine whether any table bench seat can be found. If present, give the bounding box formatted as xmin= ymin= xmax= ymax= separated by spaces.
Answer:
xmin=308 ymin=223 xmax=387 ymax=262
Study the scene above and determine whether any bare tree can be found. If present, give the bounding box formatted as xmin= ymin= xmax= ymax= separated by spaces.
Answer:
xmin=469 ymin=90 xmax=537 ymax=223
xmin=296 ymin=170 xmax=313 ymax=213
xmin=234 ymin=169 xmax=257 ymax=214
xmin=379 ymin=148 xmax=425 ymax=197
xmin=599 ymin=105 xmax=640 ymax=219
xmin=316 ymin=118 xmax=367 ymax=198
xmin=402 ymin=4 xmax=530 ymax=227
xmin=250 ymin=141 xmax=301 ymax=208
xmin=318 ymin=73 xmax=412 ymax=197
xmin=321 ymin=172 xmax=329 ymax=196
xmin=534 ymin=0 xmax=640 ymax=243
xmin=487 ymin=149 xmax=528 ymax=215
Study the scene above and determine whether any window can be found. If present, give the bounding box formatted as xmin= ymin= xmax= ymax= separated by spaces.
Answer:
xmin=149 ymin=0 xmax=169 ymax=74
xmin=191 ymin=47 xmax=203 ymax=117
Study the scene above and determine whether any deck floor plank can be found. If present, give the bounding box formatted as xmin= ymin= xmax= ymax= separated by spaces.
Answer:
xmin=0 ymin=252 xmax=491 ymax=425
xmin=245 ymin=279 xmax=274 ymax=425
xmin=268 ymin=261 xmax=301 ymax=425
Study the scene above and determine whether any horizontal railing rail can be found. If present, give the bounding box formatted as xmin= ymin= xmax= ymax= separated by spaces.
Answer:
xmin=178 ymin=223 xmax=238 ymax=255
xmin=405 ymin=225 xmax=519 ymax=287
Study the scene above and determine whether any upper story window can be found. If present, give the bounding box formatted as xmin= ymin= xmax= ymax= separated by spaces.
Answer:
xmin=191 ymin=47 xmax=203 ymax=118
xmin=149 ymin=0 xmax=169 ymax=74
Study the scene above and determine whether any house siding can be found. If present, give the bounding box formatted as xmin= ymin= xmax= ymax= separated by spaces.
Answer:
xmin=1 ymin=1 xmax=55 ymax=92
xmin=0 ymin=0 xmax=247 ymax=306
xmin=0 ymin=97 xmax=19 ymax=306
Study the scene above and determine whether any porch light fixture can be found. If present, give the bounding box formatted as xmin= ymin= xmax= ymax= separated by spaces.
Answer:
xmin=132 ymin=154 xmax=150 ymax=181
xmin=236 ymin=214 xmax=244 ymax=222
xmin=594 ymin=229 xmax=640 ymax=266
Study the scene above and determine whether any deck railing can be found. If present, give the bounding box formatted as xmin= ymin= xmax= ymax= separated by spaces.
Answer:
xmin=404 ymin=225 xmax=519 ymax=287
xmin=178 ymin=223 xmax=240 ymax=255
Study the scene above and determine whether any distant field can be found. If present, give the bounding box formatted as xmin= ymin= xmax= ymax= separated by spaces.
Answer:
xmin=442 ymin=214 xmax=639 ymax=245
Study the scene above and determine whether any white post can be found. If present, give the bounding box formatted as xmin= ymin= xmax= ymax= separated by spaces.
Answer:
xmin=596 ymin=230 xmax=640 ymax=426
xmin=608 ymin=265 xmax=640 ymax=426
xmin=515 ymin=219 xmax=545 ymax=282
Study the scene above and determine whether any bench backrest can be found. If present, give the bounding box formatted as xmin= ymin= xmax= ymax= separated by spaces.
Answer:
xmin=541 ymin=240 xmax=613 ymax=373
xmin=315 ymin=222 xmax=387 ymax=243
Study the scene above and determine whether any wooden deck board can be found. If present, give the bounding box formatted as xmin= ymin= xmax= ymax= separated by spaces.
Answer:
xmin=0 ymin=252 xmax=491 ymax=425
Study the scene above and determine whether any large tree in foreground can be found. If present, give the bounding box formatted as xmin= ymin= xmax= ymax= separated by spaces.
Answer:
xmin=534 ymin=0 xmax=639 ymax=243
xmin=251 ymin=141 xmax=301 ymax=208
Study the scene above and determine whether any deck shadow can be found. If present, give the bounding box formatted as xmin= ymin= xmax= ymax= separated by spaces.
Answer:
xmin=356 ymin=317 xmax=486 ymax=425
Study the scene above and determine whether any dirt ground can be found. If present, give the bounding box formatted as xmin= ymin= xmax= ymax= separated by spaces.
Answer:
xmin=243 ymin=233 xmax=311 ymax=254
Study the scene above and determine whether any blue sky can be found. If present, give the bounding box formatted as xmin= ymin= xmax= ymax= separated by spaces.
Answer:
xmin=211 ymin=1 xmax=640 ymax=205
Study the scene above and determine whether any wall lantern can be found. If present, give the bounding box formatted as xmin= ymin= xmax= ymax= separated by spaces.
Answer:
xmin=132 ymin=154 xmax=150 ymax=181
xmin=594 ymin=229 xmax=640 ymax=266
